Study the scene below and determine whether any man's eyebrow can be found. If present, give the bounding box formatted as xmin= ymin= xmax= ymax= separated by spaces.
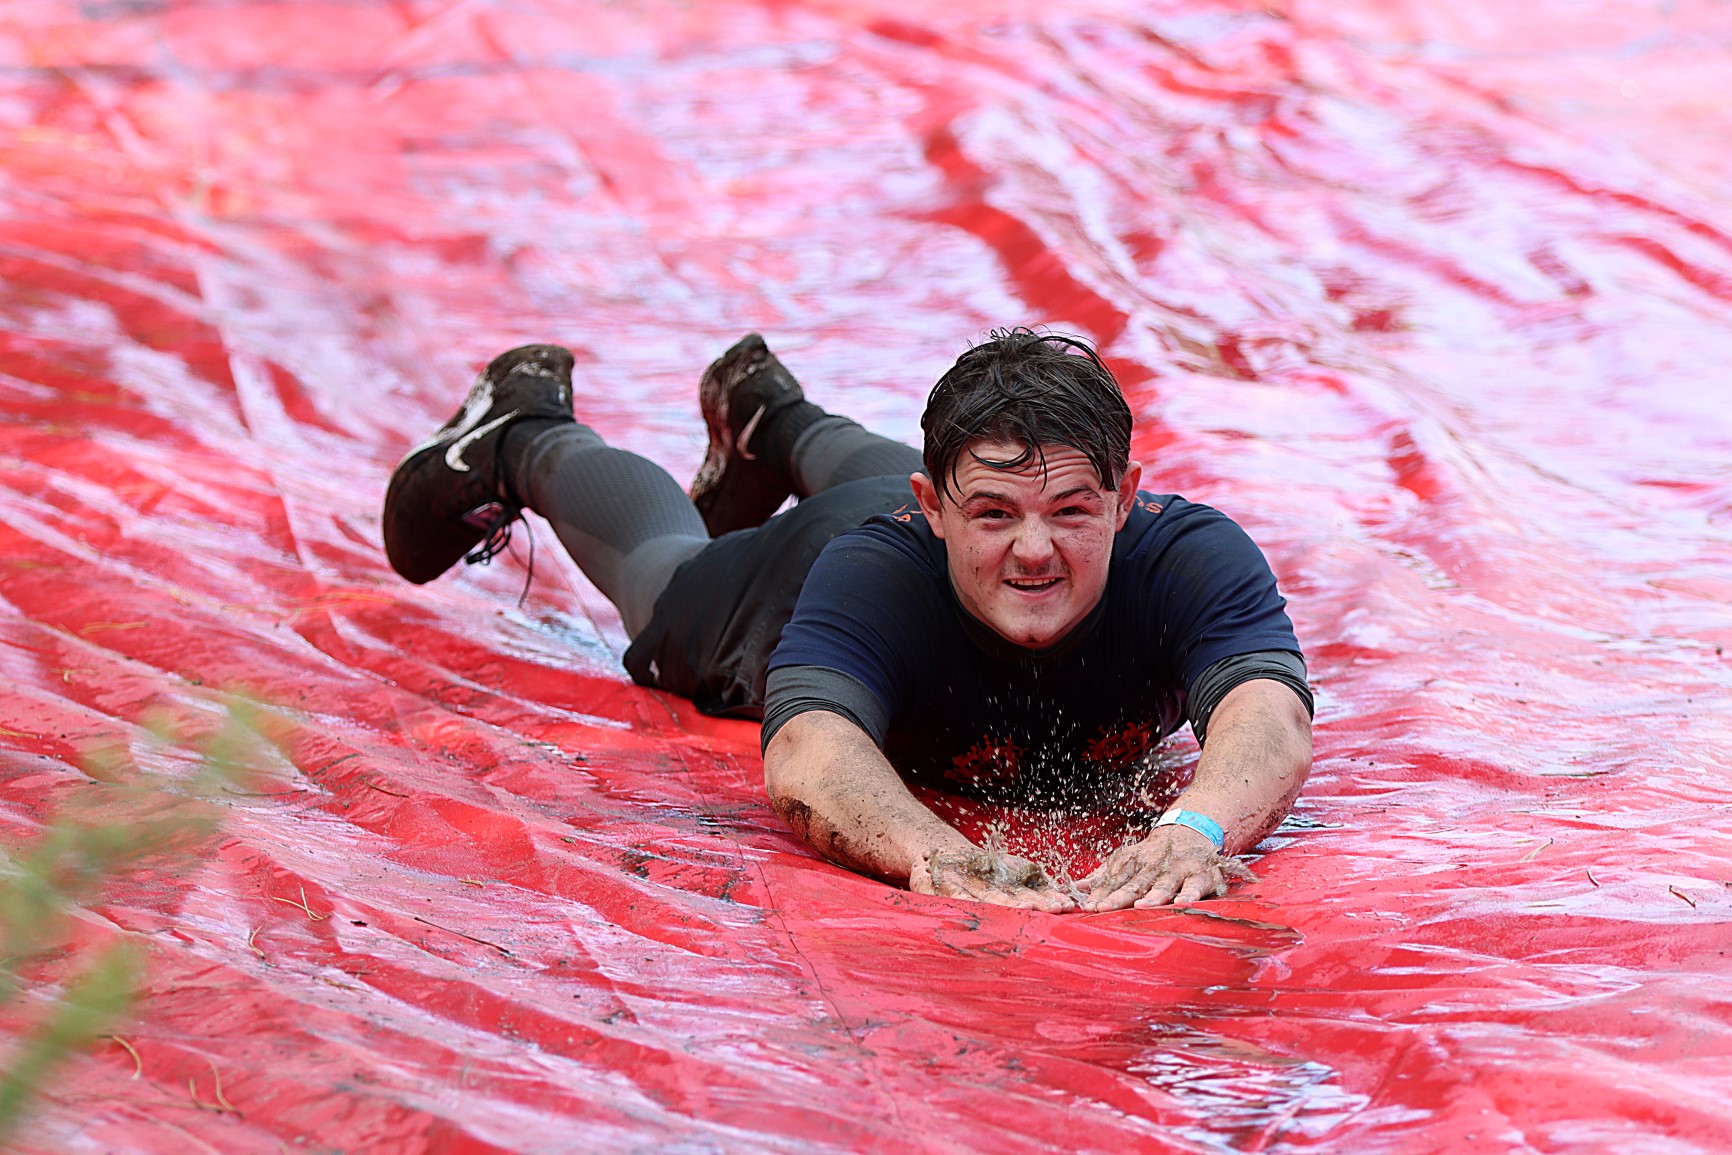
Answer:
xmin=957 ymin=484 xmax=1104 ymax=507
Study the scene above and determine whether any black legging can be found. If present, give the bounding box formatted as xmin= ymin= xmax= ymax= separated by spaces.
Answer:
xmin=504 ymin=406 xmax=921 ymax=636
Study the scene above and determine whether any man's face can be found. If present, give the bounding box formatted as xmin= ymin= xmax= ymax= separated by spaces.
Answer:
xmin=910 ymin=441 xmax=1141 ymax=649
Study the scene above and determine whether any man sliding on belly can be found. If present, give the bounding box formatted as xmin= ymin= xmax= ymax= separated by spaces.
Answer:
xmin=381 ymin=329 xmax=1313 ymax=912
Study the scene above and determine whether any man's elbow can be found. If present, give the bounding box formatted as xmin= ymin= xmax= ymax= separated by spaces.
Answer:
xmin=762 ymin=710 xmax=855 ymax=833
xmin=1273 ymin=688 xmax=1313 ymax=799
xmin=762 ymin=723 xmax=807 ymax=828
xmin=1283 ymin=692 xmax=1313 ymax=772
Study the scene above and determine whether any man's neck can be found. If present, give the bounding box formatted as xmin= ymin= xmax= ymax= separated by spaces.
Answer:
xmin=948 ymin=586 xmax=1110 ymax=664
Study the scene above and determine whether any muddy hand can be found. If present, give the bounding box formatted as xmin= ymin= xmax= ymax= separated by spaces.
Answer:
xmin=1077 ymin=826 xmax=1240 ymax=911
xmin=909 ymin=847 xmax=1077 ymax=912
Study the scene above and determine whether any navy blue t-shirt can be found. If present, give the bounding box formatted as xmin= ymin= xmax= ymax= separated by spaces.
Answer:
xmin=765 ymin=492 xmax=1303 ymax=805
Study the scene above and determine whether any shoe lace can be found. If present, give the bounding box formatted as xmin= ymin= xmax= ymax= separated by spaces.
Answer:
xmin=463 ymin=505 xmax=537 ymax=608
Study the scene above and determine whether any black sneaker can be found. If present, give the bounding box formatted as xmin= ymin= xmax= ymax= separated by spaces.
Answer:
xmin=689 ymin=333 xmax=806 ymax=536
xmin=382 ymin=343 xmax=575 ymax=584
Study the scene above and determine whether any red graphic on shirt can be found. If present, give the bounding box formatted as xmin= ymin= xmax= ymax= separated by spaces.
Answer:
xmin=1135 ymin=496 xmax=1164 ymax=514
xmin=946 ymin=736 xmax=1025 ymax=785
xmin=1082 ymin=720 xmax=1156 ymax=770
xmin=890 ymin=502 xmax=917 ymax=524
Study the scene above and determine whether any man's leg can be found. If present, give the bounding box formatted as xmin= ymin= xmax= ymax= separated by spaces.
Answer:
xmin=383 ymin=339 xmax=912 ymax=718
xmin=690 ymin=334 xmax=923 ymax=534
xmin=381 ymin=343 xmax=708 ymax=638
xmin=502 ymin=422 xmax=707 ymax=637
xmin=782 ymin=412 xmax=923 ymax=497
xmin=623 ymin=473 xmax=913 ymax=717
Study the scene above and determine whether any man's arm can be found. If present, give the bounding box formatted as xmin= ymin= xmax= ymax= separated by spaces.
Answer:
xmin=1080 ymin=678 xmax=1312 ymax=911
xmin=764 ymin=709 xmax=1076 ymax=911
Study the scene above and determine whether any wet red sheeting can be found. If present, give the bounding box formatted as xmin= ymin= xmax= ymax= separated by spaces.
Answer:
xmin=1 ymin=0 xmax=1729 ymax=1150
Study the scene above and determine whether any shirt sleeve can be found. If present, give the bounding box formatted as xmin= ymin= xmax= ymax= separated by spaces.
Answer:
xmin=1137 ymin=500 xmax=1305 ymax=693
xmin=1186 ymin=650 xmax=1313 ymax=744
xmin=761 ymin=665 xmax=890 ymax=752
xmin=764 ymin=525 xmax=937 ymax=742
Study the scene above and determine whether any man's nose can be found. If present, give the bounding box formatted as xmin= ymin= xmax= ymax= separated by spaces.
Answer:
xmin=1010 ymin=517 xmax=1056 ymax=565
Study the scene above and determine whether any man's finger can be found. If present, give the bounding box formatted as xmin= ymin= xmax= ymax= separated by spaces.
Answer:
xmin=1130 ymin=876 xmax=1184 ymax=909
xmin=1083 ymin=875 xmax=1142 ymax=911
xmin=1030 ymin=887 xmax=1077 ymax=913
xmin=1084 ymin=850 xmax=1140 ymax=889
xmin=1029 ymin=889 xmax=1078 ymax=913
xmin=1165 ymin=869 xmax=1220 ymax=906
xmin=1084 ymin=863 xmax=1167 ymax=912
xmin=909 ymin=860 xmax=936 ymax=895
xmin=1088 ymin=851 xmax=1161 ymax=899
xmin=954 ymin=876 xmax=996 ymax=902
xmin=930 ymin=866 xmax=990 ymax=902
xmin=992 ymin=890 xmax=1031 ymax=909
xmin=978 ymin=886 xmax=1055 ymax=911
xmin=935 ymin=867 xmax=1037 ymax=906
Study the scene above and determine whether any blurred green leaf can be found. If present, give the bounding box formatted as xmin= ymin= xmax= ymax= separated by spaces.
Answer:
xmin=0 ymin=700 xmax=266 ymax=1144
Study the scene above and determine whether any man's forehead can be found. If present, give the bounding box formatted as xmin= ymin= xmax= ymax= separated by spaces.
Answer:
xmin=955 ymin=440 xmax=1106 ymax=492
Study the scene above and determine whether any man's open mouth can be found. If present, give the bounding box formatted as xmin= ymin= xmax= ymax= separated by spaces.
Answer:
xmin=1005 ymin=576 xmax=1062 ymax=593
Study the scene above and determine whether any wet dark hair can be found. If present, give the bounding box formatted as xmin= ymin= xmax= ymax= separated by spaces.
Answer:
xmin=920 ymin=327 xmax=1132 ymax=502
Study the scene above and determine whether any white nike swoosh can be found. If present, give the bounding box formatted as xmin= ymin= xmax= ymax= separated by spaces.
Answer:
xmin=405 ymin=374 xmax=496 ymax=461
xmin=736 ymin=404 xmax=767 ymax=461
xmin=446 ymin=410 xmax=519 ymax=472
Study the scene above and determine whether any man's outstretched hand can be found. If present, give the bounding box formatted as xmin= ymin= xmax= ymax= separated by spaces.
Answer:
xmin=905 ymin=834 xmax=1252 ymax=914
xmin=909 ymin=847 xmax=1078 ymax=913
xmin=1077 ymin=825 xmax=1243 ymax=912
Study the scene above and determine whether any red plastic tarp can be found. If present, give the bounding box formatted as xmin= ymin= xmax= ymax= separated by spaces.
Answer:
xmin=1 ymin=1 xmax=1730 ymax=1151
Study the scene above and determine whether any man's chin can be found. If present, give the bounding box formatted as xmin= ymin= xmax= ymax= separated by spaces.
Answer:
xmin=987 ymin=609 xmax=1074 ymax=650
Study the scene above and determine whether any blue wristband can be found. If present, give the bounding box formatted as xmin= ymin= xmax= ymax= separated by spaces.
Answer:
xmin=1156 ymin=808 xmax=1226 ymax=852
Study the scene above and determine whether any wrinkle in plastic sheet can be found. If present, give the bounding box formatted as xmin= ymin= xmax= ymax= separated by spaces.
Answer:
xmin=0 ymin=1 xmax=1729 ymax=1151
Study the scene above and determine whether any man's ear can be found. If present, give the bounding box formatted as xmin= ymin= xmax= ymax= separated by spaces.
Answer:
xmin=909 ymin=471 xmax=946 ymax=539
xmin=1115 ymin=461 xmax=1143 ymax=529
